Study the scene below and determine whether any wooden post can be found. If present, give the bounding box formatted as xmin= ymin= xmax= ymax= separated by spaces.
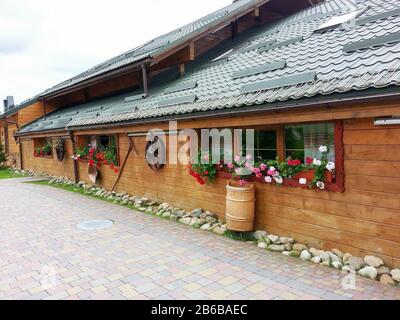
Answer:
xmin=4 ymin=122 xmax=9 ymax=154
xmin=276 ymin=125 xmax=285 ymax=161
xmin=141 ymin=64 xmax=149 ymax=97
xmin=18 ymin=138 xmax=23 ymax=170
xmin=179 ymin=63 xmax=185 ymax=77
xmin=69 ymin=131 xmax=79 ymax=183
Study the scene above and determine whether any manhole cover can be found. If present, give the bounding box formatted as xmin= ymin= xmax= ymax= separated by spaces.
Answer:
xmin=76 ymin=220 xmax=114 ymax=230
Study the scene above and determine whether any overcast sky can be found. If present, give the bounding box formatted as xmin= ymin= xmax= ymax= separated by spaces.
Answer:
xmin=0 ymin=0 xmax=231 ymax=111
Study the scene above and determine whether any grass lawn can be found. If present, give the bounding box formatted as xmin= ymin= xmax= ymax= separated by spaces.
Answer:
xmin=0 ymin=168 xmax=23 ymax=179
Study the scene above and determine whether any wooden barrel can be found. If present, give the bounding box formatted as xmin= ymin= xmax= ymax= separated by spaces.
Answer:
xmin=225 ymin=181 xmax=256 ymax=232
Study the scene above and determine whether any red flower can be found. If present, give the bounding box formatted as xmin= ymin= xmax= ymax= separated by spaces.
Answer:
xmin=203 ymin=171 xmax=209 ymax=175
xmin=288 ymin=159 xmax=301 ymax=166
xmin=103 ymin=160 xmax=108 ymax=165
xmin=88 ymin=159 xmax=95 ymax=167
xmin=110 ymin=164 xmax=115 ymax=170
xmin=306 ymin=157 xmax=313 ymax=165
xmin=114 ymin=168 xmax=119 ymax=173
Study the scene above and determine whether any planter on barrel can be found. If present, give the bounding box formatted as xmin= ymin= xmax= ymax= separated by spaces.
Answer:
xmin=225 ymin=181 xmax=256 ymax=232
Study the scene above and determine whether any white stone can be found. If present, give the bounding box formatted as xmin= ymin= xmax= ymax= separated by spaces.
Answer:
xmin=341 ymin=266 xmax=354 ymax=274
xmin=343 ymin=253 xmax=352 ymax=263
xmin=258 ymin=242 xmax=268 ymax=249
xmin=200 ymin=223 xmax=211 ymax=230
xmin=267 ymin=234 xmax=279 ymax=243
xmin=279 ymin=237 xmax=294 ymax=244
xmin=300 ymin=250 xmax=311 ymax=261
xmin=332 ymin=248 xmax=344 ymax=258
xmin=332 ymin=261 xmax=343 ymax=269
xmin=282 ymin=251 xmax=290 ymax=256
xmin=293 ymin=243 xmax=308 ymax=251
xmin=309 ymin=248 xmax=319 ymax=257
xmin=390 ymin=269 xmax=400 ymax=282
xmin=311 ymin=256 xmax=321 ymax=264
xmin=364 ymin=256 xmax=384 ymax=268
xmin=254 ymin=231 xmax=267 ymax=240
xmin=359 ymin=266 xmax=378 ymax=280
xmin=380 ymin=274 xmax=395 ymax=286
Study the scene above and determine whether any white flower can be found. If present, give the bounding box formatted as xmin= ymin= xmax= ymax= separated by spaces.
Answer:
xmin=326 ymin=162 xmax=335 ymax=172
xmin=273 ymin=175 xmax=283 ymax=184
xmin=265 ymin=176 xmax=272 ymax=183
xmin=269 ymin=166 xmax=276 ymax=172
xmin=299 ymin=178 xmax=307 ymax=185
xmin=313 ymin=159 xmax=322 ymax=166
xmin=316 ymin=181 xmax=325 ymax=190
xmin=319 ymin=145 xmax=328 ymax=153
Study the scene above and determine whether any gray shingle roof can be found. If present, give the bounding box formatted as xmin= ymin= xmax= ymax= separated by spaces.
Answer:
xmin=20 ymin=0 xmax=400 ymax=134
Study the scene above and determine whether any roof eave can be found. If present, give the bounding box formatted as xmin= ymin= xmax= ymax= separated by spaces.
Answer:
xmin=16 ymin=86 xmax=400 ymax=137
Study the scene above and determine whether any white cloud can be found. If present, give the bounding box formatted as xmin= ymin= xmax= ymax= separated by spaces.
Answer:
xmin=0 ymin=0 xmax=231 ymax=111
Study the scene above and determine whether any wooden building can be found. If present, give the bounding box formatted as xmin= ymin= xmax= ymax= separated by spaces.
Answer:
xmin=1 ymin=0 xmax=400 ymax=267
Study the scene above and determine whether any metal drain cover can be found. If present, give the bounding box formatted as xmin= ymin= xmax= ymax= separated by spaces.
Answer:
xmin=76 ymin=220 xmax=114 ymax=230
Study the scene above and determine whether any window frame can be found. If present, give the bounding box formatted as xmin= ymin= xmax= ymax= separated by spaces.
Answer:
xmin=33 ymin=137 xmax=53 ymax=159
xmin=75 ymin=134 xmax=120 ymax=166
xmin=281 ymin=120 xmax=344 ymax=192
xmin=217 ymin=120 xmax=344 ymax=192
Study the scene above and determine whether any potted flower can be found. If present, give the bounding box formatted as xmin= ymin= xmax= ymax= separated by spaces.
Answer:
xmin=73 ymin=144 xmax=120 ymax=184
xmin=291 ymin=146 xmax=335 ymax=188
xmin=189 ymin=151 xmax=219 ymax=185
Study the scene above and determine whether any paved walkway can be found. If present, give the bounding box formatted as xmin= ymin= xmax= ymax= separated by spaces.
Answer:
xmin=0 ymin=178 xmax=399 ymax=300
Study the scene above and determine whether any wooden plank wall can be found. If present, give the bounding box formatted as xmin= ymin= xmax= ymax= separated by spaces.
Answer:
xmin=20 ymin=116 xmax=400 ymax=267
xmin=21 ymin=138 xmax=75 ymax=179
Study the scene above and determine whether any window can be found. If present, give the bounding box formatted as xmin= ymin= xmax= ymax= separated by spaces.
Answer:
xmin=285 ymin=122 xmax=335 ymax=162
xmin=242 ymin=130 xmax=277 ymax=161
xmin=75 ymin=135 xmax=119 ymax=166
xmin=33 ymin=138 xmax=53 ymax=157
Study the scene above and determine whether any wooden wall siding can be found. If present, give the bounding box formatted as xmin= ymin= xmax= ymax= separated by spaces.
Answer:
xmin=20 ymin=114 xmax=400 ymax=267
xmin=17 ymin=101 xmax=54 ymax=127
xmin=21 ymin=138 xmax=75 ymax=179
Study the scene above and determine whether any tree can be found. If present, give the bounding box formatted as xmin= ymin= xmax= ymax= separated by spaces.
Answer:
xmin=0 ymin=144 xmax=7 ymax=168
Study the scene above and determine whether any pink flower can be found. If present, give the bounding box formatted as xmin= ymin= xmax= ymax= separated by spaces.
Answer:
xmin=256 ymin=173 xmax=263 ymax=178
xmin=246 ymin=154 xmax=252 ymax=160
xmin=260 ymin=163 xmax=267 ymax=171
xmin=267 ymin=169 xmax=275 ymax=176
xmin=245 ymin=162 xmax=251 ymax=168
xmin=234 ymin=155 xmax=241 ymax=162
xmin=265 ymin=176 xmax=272 ymax=183
xmin=203 ymin=154 xmax=209 ymax=161
xmin=239 ymin=180 xmax=247 ymax=186
xmin=235 ymin=168 xmax=241 ymax=175
xmin=227 ymin=163 xmax=234 ymax=169
xmin=252 ymin=168 xmax=261 ymax=174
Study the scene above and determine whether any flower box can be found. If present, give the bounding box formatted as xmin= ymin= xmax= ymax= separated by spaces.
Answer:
xmin=292 ymin=170 xmax=334 ymax=183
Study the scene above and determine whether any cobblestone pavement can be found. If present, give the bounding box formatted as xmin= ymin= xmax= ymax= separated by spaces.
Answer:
xmin=0 ymin=178 xmax=399 ymax=300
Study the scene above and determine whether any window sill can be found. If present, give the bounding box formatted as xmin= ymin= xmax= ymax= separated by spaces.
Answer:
xmin=216 ymin=170 xmax=343 ymax=192
xmin=34 ymin=155 xmax=53 ymax=159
